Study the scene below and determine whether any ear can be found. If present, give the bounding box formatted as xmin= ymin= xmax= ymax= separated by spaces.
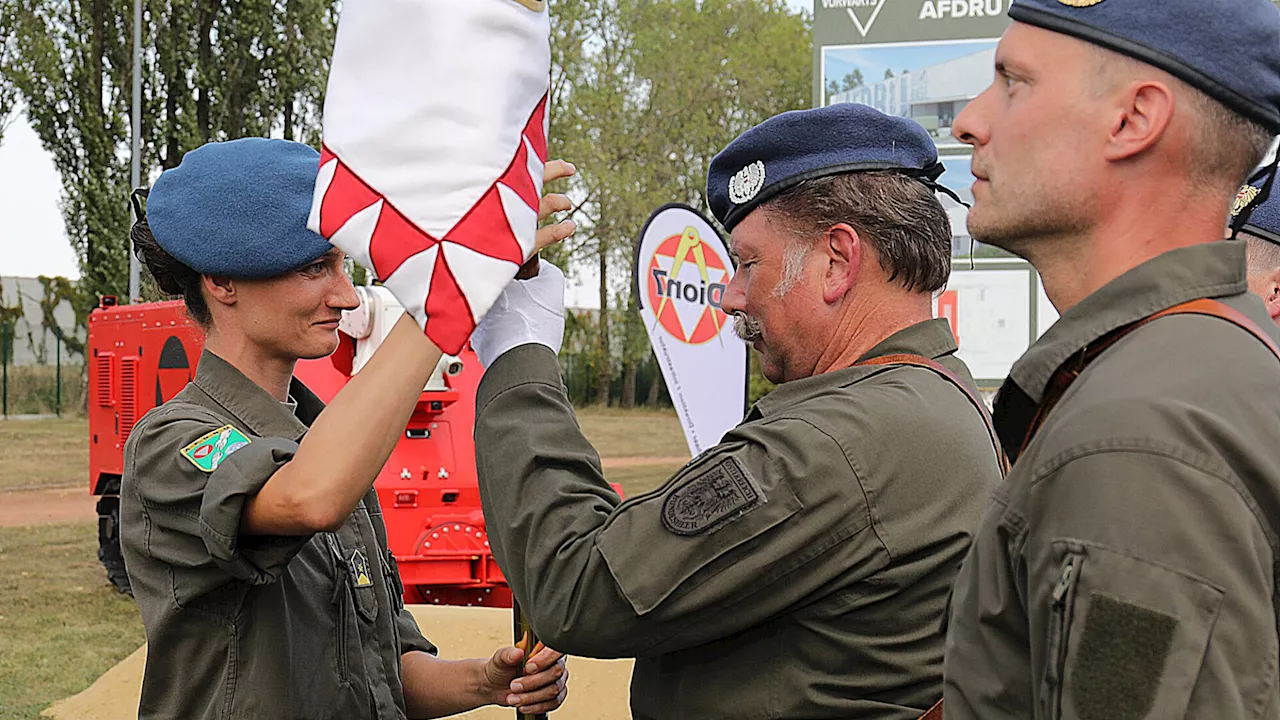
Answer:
xmin=1102 ymin=80 xmax=1175 ymax=162
xmin=1265 ymin=266 xmax=1280 ymax=322
xmin=821 ymin=223 xmax=862 ymax=304
xmin=203 ymin=275 xmax=237 ymax=309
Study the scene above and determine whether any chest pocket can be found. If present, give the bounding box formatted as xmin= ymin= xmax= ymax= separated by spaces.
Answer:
xmin=324 ymin=505 xmax=380 ymax=625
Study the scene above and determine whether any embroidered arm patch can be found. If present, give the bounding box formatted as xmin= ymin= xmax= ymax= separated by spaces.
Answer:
xmin=661 ymin=457 xmax=763 ymax=536
xmin=180 ymin=424 xmax=252 ymax=473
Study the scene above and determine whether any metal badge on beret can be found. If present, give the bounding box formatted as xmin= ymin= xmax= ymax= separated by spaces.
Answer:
xmin=728 ymin=161 xmax=766 ymax=206
xmin=1234 ymin=185 xmax=1263 ymax=217
xmin=662 ymin=457 xmax=764 ymax=535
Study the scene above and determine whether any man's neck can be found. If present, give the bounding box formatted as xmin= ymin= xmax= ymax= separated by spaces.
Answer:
xmin=811 ymin=291 xmax=934 ymax=375
xmin=203 ymin=331 xmax=296 ymax=401
xmin=1034 ymin=185 xmax=1230 ymax=313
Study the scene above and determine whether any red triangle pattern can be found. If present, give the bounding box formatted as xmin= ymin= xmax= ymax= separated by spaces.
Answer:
xmin=424 ymin=251 xmax=474 ymax=351
xmin=444 ymin=187 xmax=525 ymax=265
xmin=369 ymin=205 xmax=440 ymax=280
xmin=315 ymin=91 xmax=550 ymax=355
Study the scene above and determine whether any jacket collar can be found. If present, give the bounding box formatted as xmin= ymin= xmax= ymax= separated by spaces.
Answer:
xmin=751 ymin=318 xmax=959 ymax=419
xmin=1006 ymin=240 xmax=1248 ymax=404
xmin=191 ymin=350 xmax=325 ymax=439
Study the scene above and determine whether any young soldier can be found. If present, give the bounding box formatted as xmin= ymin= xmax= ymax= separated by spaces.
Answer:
xmin=121 ymin=138 xmax=571 ymax=719
xmin=942 ymin=1 xmax=1280 ymax=718
xmin=470 ymin=104 xmax=1005 ymax=719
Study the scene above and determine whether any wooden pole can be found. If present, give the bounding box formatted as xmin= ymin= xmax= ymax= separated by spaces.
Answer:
xmin=511 ymin=597 xmax=547 ymax=720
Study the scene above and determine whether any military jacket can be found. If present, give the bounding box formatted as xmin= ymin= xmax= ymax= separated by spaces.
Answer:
xmin=475 ymin=319 xmax=1002 ymax=719
xmin=120 ymin=351 xmax=435 ymax=720
xmin=944 ymin=240 xmax=1280 ymax=720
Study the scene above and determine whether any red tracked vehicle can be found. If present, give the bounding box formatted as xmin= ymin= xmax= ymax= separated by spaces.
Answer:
xmin=87 ymin=288 xmax=513 ymax=607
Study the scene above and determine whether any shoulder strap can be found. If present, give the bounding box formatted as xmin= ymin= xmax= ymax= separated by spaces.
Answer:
xmin=856 ymin=353 xmax=1010 ymax=476
xmin=918 ymin=699 xmax=944 ymax=720
xmin=1022 ymin=297 xmax=1280 ymax=454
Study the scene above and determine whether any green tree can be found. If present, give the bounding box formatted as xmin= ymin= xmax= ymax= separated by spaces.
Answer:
xmin=0 ymin=1 xmax=19 ymax=143
xmin=1 ymin=0 xmax=337 ymax=321
xmin=839 ymin=68 xmax=863 ymax=93
xmin=550 ymin=0 xmax=809 ymax=405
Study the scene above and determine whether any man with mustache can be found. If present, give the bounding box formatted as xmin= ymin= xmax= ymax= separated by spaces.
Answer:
xmin=941 ymin=1 xmax=1280 ymax=718
xmin=468 ymin=103 xmax=1005 ymax=719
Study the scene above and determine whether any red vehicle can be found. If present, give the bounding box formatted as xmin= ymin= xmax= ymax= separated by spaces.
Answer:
xmin=88 ymin=288 xmax=513 ymax=607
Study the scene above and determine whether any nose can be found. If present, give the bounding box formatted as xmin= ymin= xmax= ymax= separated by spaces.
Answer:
xmin=331 ymin=268 xmax=361 ymax=311
xmin=720 ymin=268 xmax=747 ymax=316
xmin=951 ymin=86 xmax=991 ymax=149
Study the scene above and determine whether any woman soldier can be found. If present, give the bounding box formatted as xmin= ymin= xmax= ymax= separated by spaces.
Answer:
xmin=120 ymin=137 xmax=575 ymax=719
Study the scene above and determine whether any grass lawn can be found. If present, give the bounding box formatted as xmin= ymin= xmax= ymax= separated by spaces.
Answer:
xmin=605 ymin=462 xmax=687 ymax=500
xmin=0 ymin=522 xmax=144 ymax=720
xmin=574 ymin=406 xmax=689 ymax=461
xmin=0 ymin=410 xmax=685 ymax=718
xmin=0 ymin=419 xmax=89 ymax=492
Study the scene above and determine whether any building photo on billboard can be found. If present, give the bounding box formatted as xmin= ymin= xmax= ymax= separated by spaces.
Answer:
xmin=821 ymin=39 xmax=1006 ymax=259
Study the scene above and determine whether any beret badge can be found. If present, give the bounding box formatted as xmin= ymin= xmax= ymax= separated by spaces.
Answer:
xmin=728 ymin=161 xmax=766 ymax=205
xmin=1233 ymin=184 xmax=1262 ymax=217
xmin=1056 ymin=0 xmax=1105 ymax=6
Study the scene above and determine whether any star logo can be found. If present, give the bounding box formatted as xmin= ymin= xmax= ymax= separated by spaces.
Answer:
xmin=646 ymin=226 xmax=731 ymax=345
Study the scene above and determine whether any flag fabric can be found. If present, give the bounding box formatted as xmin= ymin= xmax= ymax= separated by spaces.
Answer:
xmin=309 ymin=0 xmax=551 ymax=354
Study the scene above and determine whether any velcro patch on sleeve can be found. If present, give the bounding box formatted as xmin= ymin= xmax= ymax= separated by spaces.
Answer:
xmin=661 ymin=456 xmax=763 ymax=536
xmin=179 ymin=424 xmax=252 ymax=473
xmin=1071 ymin=592 xmax=1177 ymax=720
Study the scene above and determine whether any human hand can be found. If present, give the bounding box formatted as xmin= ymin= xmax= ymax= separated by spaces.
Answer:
xmin=480 ymin=643 xmax=569 ymax=714
xmin=471 ymin=261 xmax=566 ymax=368
xmin=533 ymin=160 xmax=577 ymax=253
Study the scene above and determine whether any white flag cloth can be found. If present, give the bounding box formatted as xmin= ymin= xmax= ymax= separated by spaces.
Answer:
xmin=309 ymin=0 xmax=551 ymax=354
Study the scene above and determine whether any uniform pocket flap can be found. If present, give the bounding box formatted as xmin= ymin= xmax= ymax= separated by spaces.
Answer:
xmin=1054 ymin=540 xmax=1225 ymax=720
xmin=596 ymin=456 xmax=803 ymax=616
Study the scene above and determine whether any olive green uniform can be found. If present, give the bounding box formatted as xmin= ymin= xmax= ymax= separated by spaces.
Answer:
xmin=475 ymin=319 xmax=1002 ymax=719
xmin=944 ymin=241 xmax=1280 ymax=719
xmin=121 ymin=351 xmax=435 ymax=720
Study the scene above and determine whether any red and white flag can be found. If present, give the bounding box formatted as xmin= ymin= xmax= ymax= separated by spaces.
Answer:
xmin=309 ymin=0 xmax=551 ymax=354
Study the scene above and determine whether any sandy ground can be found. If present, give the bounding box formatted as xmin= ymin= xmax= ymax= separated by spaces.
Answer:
xmin=0 ymin=486 xmax=97 ymax=527
xmin=42 ymin=605 xmax=634 ymax=720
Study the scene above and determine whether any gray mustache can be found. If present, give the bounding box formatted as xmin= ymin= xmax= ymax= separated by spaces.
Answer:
xmin=734 ymin=312 xmax=761 ymax=342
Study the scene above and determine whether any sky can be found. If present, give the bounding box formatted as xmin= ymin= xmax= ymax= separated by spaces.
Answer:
xmin=0 ymin=0 xmax=814 ymax=289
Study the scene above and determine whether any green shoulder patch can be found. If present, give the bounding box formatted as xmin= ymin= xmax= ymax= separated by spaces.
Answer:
xmin=180 ymin=424 xmax=252 ymax=473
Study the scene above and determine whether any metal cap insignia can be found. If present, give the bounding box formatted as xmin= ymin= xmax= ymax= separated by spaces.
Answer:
xmin=728 ymin=161 xmax=766 ymax=205
xmin=1234 ymin=184 xmax=1262 ymax=217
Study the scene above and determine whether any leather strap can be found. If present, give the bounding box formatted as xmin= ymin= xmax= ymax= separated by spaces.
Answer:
xmin=856 ymin=353 xmax=1010 ymax=476
xmin=918 ymin=698 xmax=944 ymax=720
xmin=1021 ymin=297 xmax=1280 ymax=454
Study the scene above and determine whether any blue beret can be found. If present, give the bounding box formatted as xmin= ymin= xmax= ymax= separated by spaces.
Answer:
xmin=1008 ymin=0 xmax=1280 ymax=131
xmin=1234 ymin=179 xmax=1280 ymax=245
xmin=146 ymin=138 xmax=332 ymax=277
xmin=707 ymin=104 xmax=944 ymax=232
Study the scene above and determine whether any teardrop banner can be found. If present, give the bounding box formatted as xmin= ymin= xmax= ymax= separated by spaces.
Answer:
xmin=634 ymin=204 xmax=748 ymax=456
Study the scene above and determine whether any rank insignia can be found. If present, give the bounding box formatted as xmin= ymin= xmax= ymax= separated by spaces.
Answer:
xmin=662 ymin=457 xmax=763 ymax=535
xmin=180 ymin=425 xmax=251 ymax=473
xmin=349 ymin=550 xmax=374 ymax=588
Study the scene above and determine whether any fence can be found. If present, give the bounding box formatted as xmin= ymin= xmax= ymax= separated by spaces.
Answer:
xmin=0 ymin=322 xmax=83 ymax=418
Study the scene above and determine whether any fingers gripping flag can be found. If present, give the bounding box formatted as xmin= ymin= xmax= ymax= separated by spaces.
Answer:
xmin=309 ymin=0 xmax=551 ymax=355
